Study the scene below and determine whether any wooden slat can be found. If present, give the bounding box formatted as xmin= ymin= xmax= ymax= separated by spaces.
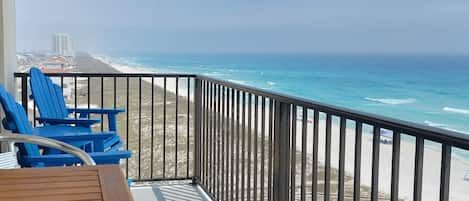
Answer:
xmin=7 ymin=193 xmax=103 ymax=201
xmin=0 ymin=187 xmax=102 ymax=198
xmin=0 ymin=181 xmax=100 ymax=191
xmin=98 ymin=166 xmax=134 ymax=201
xmin=0 ymin=175 xmax=98 ymax=185
xmin=0 ymin=165 xmax=132 ymax=201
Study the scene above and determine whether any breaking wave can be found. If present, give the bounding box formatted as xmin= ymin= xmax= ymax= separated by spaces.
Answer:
xmin=424 ymin=120 xmax=469 ymax=134
xmin=365 ymin=97 xmax=416 ymax=105
xmin=443 ymin=107 xmax=469 ymax=115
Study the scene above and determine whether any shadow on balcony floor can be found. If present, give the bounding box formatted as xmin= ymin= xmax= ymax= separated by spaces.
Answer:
xmin=131 ymin=182 xmax=212 ymax=201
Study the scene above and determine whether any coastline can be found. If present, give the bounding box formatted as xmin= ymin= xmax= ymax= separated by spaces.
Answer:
xmin=91 ymin=55 xmax=193 ymax=101
xmin=75 ymin=53 xmax=469 ymax=201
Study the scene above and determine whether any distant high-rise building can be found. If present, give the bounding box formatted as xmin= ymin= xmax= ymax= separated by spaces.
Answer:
xmin=52 ymin=33 xmax=74 ymax=56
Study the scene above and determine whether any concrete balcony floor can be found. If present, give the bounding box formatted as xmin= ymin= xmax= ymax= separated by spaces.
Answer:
xmin=131 ymin=181 xmax=212 ymax=201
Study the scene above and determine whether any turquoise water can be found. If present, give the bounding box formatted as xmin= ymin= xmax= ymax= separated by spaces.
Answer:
xmin=102 ymin=53 xmax=469 ymax=136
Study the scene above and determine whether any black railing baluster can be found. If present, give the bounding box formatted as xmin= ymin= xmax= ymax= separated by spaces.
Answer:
xmin=312 ymin=110 xmax=319 ymax=201
xmin=247 ymin=93 xmax=252 ymax=201
xmin=163 ymin=77 xmax=167 ymax=178
xmin=204 ymin=81 xmax=209 ymax=187
xmin=74 ymin=76 xmax=77 ymax=118
xmin=300 ymin=107 xmax=307 ymax=201
xmin=338 ymin=117 xmax=346 ymax=201
xmin=268 ymin=98 xmax=274 ymax=201
xmin=61 ymin=75 xmax=64 ymax=90
xmin=354 ymin=121 xmax=362 ymax=201
xmin=113 ymin=77 xmax=116 ymax=109
xmin=439 ymin=144 xmax=451 ymax=201
xmin=101 ymin=77 xmax=104 ymax=130
xmin=20 ymin=76 xmax=28 ymax=115
xmin=194 ymin=78 xmax=201 ymax=184
xmin=261 ymin=97 xmax=266 ymax=201
xmin=254 ymin=95 xmax=258 ymax=201
xmin=371 ymin=126 xmax=381 ymax=201
xmin=414 ymin=137 xmax=424 ymax=201
xmin=138 ymin=77 xmax=142 ymax=180
xmin=211 ymin=83 xmax=215 ymax=193
xmin=391 ymin=131 xmax=400 ymax=201
xmin=241 ymin=91 xmax=246 ymax=201
xmin=236 ymin=90 xmax=241 ymax=201
xmin=290 ymin=105 xmax=297 ymax=201
xmin=87 ymin=77 xmax=90 ymax=111
xmin=175 ymin=76 xmax=179 ymax=177
xmin=325 ymin=113 xmax=332 ymax=201
xmin=221 ymin=85 xmax=225 ymax=200
xmin=151 ymin=76 xmax=155 ymax=179
xmin=126 ymin=77 xmax=130 ymax=178
xmin=187 ymin=78 xmax=190 ymax=177
xmin=230 ymin=88 xmax=235 ymax=201
xmin=216 ymin=84 xmax=220 ymax=197
xmin=224 ymin=86 xmax=230 ymax=200
xmin=33 ymin=100 xmax=36 ymax=127
xmin=207 ymin=82 xmax=214 ymax=191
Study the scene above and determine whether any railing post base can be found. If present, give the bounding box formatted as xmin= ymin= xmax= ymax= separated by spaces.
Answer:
xmin=191 ymin=176 xmax=200 ymax=185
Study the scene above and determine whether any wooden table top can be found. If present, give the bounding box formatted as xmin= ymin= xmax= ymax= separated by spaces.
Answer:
xmin=0 ymin=165 xmax=134 ymax=201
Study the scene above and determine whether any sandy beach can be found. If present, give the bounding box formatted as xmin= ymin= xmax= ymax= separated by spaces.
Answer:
xmin=72 ymin=53 xmax=469 ymax=201
xmin=297 ymin=119 xmax=469 ymax=201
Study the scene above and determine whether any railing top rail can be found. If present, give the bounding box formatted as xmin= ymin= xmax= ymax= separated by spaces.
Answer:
xmin=197 ymin=75 xmax=469 ymax=150
xmin=14 ymin=72 xmax=197 ymax=78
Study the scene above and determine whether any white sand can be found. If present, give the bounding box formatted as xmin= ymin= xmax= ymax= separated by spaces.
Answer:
xmin=93 ymin=55 xmax=469 ymax=201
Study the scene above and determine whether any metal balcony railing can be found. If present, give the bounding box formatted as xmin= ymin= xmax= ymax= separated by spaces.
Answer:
xmin=15 ymin=72 xmax=469 ymax=201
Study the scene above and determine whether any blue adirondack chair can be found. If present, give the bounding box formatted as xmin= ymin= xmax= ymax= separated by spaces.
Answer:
xmin=0 ymin=85 xmax=131 ymax=167
xmin=29 ymin=67 xmax=124 ymax=151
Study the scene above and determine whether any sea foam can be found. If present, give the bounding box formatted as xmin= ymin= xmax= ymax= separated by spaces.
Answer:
xmin=227 ymin=79 xmax=248 ymax=85
xmin=443 ymin=107 xmax=469 ymax=115
xmin=365 ymin=97 xmax=416 ymax=105
xmin=424 ymin=120 xmax=469 ymax=134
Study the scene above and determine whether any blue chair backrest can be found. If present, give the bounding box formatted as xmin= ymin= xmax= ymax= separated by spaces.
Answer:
xmin=29 ymin=67 xmax=69 ymax=119
xmin=0 ymin=85 xmax=40 ymax=157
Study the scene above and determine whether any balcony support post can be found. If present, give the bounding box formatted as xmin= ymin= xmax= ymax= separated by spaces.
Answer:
xmin=0 ymin=0 xmax=17 ymax=94
xmin=273 ymin=101 xmax=290 ymax=201
xmin=193 ymin=78 xmax=202 ymax=184
xmin=1 ymin=0 xmax=17 ymax=153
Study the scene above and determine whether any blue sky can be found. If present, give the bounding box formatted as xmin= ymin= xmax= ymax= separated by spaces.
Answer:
xmin=16 ymin=0 xmax=469 ymax=54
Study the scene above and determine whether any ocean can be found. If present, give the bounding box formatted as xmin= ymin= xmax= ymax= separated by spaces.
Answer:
xmin=98 ymin=53 xmax=469 ymax=135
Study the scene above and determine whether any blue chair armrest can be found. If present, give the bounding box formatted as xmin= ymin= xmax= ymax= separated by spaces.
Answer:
xmin=36 ymin=117 xmax=100 ymax=127
xmin=22 ymin=151 xmax=132 ymax=166
xmin=67 ymin=108 xmax=125 ymax=115
xmin=45 ymin=132 xmax=116 ymax=141
xmin=67 ymin=108 xmax=124 ymax=131
xmin=44 ymin=132 xmax=116 ymax=152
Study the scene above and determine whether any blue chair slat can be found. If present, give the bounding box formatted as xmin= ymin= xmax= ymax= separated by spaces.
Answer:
xmin=29 ymin=67 xmax=125 ymax=151
xmin=51 ymin=81 xmax=69 ymax=116
xmin=0 ymin=85 xmax=131 ymax=167
xmin=30 ymin=68 xmax=69 ymax=119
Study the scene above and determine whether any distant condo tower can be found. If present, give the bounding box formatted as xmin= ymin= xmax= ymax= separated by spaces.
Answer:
xmin=52 ymin=33 xmax=74 ymax=56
